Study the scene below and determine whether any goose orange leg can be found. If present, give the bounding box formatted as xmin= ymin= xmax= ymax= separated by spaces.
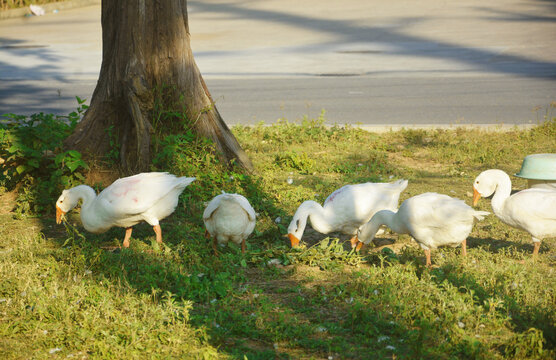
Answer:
xmin=461 ymin=239 xmax=467 ymax=258
xmin=153 ymin=225 xmax=162 ymax=244
xmin=424 ymin=249 xmax=432 ymax=267
xmin=205 ymin=230 xmax=218 ymax=255
xmin=533 ymin=242 xmax=541 ymax=256
xmin=123 ymin=227 xmax=133 ymax=248
xmin=241 ymin=239 xmax=246 ymax=254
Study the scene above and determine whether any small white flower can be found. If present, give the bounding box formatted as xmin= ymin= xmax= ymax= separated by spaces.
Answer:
xmin=345 ymin=297 xmax=354 ymax=304
xmin=458 ymin=321 xmax=465 ymax=328
xmin=229 ymin=175 xmax=234 ymax=181
xmin=210 ymin=299 xmax=217 ymax=304
xmin=316 ymin=326 xmax=327 ymax=332
xmin=373 ymin=289 xmax=379 ymax=295
xmin=275 ymin=217 xmax=282 ymax=224
xmin=385 ymin=345 xmax=396 ymax=351
xmin=378 ymin=336 xmax=389 ymax=342
xmin=328 ymin=356 xmax=334 ymax=360
xmin=267 ymin=259 xmax=281 ymax=266
xmin=389 ymin=175 xmax=394 ymax=179
xmin=287 ymin=177 xmax=293 ymax=185
xmin=197 ymin=273 xmax=205 ymax=278
xmin=49 ymin=348 xmax=61 ymax=354
xmin=84 ymin=270 xmax=92 ymax=276
xmin=253 ymin=293 xmax=260 ymax=298
xmin=273 ymin=343 xmax=279 ymax=349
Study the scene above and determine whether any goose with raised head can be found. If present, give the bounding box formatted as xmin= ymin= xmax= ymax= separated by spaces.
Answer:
xmin=55 ymin=172 xmax=195 ymax=248
xmin=287 ymin=179 xmax=408 ymax=247
xmin=473 ymin=169 xmax=556 ymax=256
xmin=203 ymin=192 xmax=256 ymax=254
xmin=351 ymin=192 xmax=489 ymax=267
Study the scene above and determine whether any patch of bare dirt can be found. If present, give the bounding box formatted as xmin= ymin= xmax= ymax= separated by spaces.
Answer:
xmin=0 ymin=191 xmax=16 ymax=215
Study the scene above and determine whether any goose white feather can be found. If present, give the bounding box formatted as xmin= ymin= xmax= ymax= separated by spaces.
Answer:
xmin=473 ymin=169 xmax=556 ymax=256
xmin=55 ymin=172 xmax=195 ymax=247
xmin=287 ymin=179 xmax=408 ymax=247
xmin=203 ymin=193 xmax=256 ymax=254
xmin=352 ymin=192 xmax=489 ymax=266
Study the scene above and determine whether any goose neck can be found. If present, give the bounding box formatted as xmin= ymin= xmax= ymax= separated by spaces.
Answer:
xmin=490 ymin=172 xmax=512 ymax=215
xmin=73 ymin=185 xmax=97 ymax=210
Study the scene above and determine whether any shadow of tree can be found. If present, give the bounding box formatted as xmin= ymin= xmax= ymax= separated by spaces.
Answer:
xmin=189 ymin=0 xmax=556 ymax=79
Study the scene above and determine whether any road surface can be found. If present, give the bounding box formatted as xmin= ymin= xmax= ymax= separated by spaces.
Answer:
xmin=0 ymin=0 xmax=555 ymax=127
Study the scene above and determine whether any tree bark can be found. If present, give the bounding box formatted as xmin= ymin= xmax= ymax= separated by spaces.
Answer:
xmin=64 ymin=0 xmax=252 ymax=173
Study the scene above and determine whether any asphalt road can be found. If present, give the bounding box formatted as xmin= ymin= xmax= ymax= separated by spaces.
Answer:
xmin=1 ymin=0 xmax=555 ymax=127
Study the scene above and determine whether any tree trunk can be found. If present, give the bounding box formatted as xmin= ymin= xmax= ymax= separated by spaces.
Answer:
xmin=64 ymin=0 xmax=252 ymax=173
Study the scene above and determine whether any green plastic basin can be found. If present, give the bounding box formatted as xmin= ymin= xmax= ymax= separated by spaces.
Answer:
xmin=514 ymin=153 xmax=556 ymax=180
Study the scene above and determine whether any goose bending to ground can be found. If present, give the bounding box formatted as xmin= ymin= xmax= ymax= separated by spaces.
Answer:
xmin=473 ymin=169 xmax=556 ymax=256
xmin=55 ymin=172 xmax=195 ymax=248
xmin=351 ymin=192 xmax=489 ymax=267
xmin=287 ymin=179 xmax=408 ymax=247
xmin=203 ymin=193 xmax=256 ymax=254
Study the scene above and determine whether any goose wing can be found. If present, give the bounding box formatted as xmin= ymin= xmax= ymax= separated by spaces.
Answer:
xmin=97 ymin=172 xmax=188 ymax=216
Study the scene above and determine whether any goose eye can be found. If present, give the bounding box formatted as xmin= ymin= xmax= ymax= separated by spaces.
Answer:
xmin=295 ymin=219 xmax=300 ymax=232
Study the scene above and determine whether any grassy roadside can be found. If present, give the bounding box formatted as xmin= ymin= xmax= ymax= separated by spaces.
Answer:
xmin=1 ymin=0 xmax=62 ymax=11
xmin=1 ymin=113 xmax=555 ymax=359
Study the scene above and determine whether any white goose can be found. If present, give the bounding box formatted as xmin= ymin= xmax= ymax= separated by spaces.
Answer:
xmin=351 ymin=192 xmax=489 ymax=267
xmin=55 ymin=172 xmax=195 ymax=248
xmin=287 ymin=179 xmax=408 ymax=247
xmin=473 ymin=169 xmax=556 ymax=256
xmin=203 ymin=193 xmax=256 ymax=254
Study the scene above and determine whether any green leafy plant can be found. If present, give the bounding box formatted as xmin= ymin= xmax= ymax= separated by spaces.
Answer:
xmin=0 ymin=98 xmax=89 ymax=215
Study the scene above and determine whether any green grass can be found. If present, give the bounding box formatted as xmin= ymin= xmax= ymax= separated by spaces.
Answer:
xmin=1 ymin=113 xmax=555 ymax=359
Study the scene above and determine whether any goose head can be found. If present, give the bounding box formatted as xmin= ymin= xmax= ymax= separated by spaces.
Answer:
xmin=287 ymin=213 xmax=307 ymax=247
xmin=472 ymin=169 xmax=501 ymax=206
xmin=55 ymin=189 xmax=79 ymax=224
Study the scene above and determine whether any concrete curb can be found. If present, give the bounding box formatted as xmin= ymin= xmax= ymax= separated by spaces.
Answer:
xmin=0 ymin=0 xmax=99 ymax=20
xmin=353 ymin=123 xmax=539 ymax=133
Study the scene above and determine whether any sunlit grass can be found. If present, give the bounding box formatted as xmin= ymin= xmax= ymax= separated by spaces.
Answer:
xmin=1 ymin=115 xmax=555 ymax=359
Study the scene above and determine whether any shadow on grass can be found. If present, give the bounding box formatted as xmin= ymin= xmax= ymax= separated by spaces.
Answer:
xmin=467 ymin=235 xmax=541 ymax=255
xmin=432 ymin=260 xmax=555 ymax=352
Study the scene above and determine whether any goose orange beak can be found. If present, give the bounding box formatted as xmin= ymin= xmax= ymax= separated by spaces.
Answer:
xmin=288 ymin=233 xmax=300 ymax=247
xmin=472 ymin=188 xmax=481 ymax=206
xmin=350 ymin=235 xmax=359 ymax=248
xmin=350 ymin=235 xmax=364 ymax=251
xmin=56 ymin=206 xmax=65 ymax=224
